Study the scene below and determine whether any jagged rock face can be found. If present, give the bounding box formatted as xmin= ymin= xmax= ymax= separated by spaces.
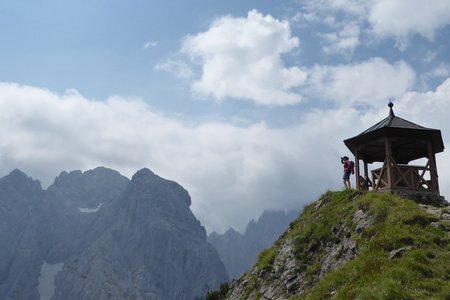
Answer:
xmin=45 ymin=167 xmax=130 ymax=261
xmin=0 ymin=170 xmax=45 ymax=300
xmin=0 ymin=167 xmax=228 ymax=300
xmin=208 ymin=228 xmax=247 ymax=280
xmin=53 ymin=168 xmax=227 ymax=300
xmin=48 ymin=166 xmax=130 ymax=208
xmin=208 ymin=210 xmax=299 ymax=279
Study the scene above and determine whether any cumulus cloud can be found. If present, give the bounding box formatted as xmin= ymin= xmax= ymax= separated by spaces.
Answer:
xmin=294 ymin=0 xmax=450 ymax=51
xmin=395 ymin=78 xmax=450 ymax=135
xmin=369 ymin=0 xmax=450 ymax=50
xmin=307 ymin=58 xmax=416 ymax=105
xmin=180 ymin=9 xmax=307 ymax=106
xmin=321 ymin=22 xmax=360 ymax=56
xmin=436 ymin=64 xmax=450 ymax=77
xmin=427 ymin=63 xmax=450 ymax=79
xmin=292 ymin=0 xmax=367 ymax=55
xmin=420 ymin=63 xmax=450 ymax=88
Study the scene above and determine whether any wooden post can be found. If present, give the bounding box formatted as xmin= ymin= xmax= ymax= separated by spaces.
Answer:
xmin=427 ymin=140 xmax=440 ymax=194
xmin=355 ymin=152 xmax=360 ymax=190
xmin=364 ymin=161 xmax=369 ymax=190
xmin=385 ymin=138 xmax=393 ymax=192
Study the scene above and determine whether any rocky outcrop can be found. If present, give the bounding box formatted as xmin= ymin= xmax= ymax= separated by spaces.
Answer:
xmin=0 ymin=167 xmax=228 ymax=300
xmin=208 ymin=210 xmax=299 ymax=279
xmin=225 ymin=191 xmax=450 ymax=299
xmin=227 ymin=208 xmax=372 ymax=300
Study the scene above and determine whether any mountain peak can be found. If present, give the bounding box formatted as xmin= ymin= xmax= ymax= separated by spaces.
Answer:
xmin=52 ymin=167 xmax=128 ymax=187
xmin=130 ymin=167 xmax=155 ymax=181
xmin=47 ymin=167 xmax=129 ymax=208
xmin=130 ymin=168 xmax=191 ymax=207
xmin=8 ymin=168 xmax=28 ymax=177
xmin=0 ymin=169 xmax=42 ymax=193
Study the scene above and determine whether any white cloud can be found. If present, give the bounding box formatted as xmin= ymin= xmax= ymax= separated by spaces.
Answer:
xmin=143 ymin=41 xmax=158 ymax=49
xmin=181 ymin=9 xmax=307 ymax=106
xmin=427 ymin=63 xmax=450 ymax=78
xmin=420 ymin=63 xmax=450 ymax=89
xmin=368 ymin=0 xmax=450 ymax=50
xmin=1 ymin=80 xmax=449 ymax=233
xmin=292 ymin=11 xmax=320 ymax=26
xmin=422 ymin=50 xmax=439 ymax=63
xmin=295 ymin=0 xmax=450 ymax=51
xmin=154 ymin=58 xmax=194 ymax=80
xmin=307 ymin=58 xmax=416 ymax=105
xmin=395 ymin=78 xmax=450 ymax=135
xmin=321 ymin=22 xmax=360 ymax=56
xmin=292 ymin=0 xmax=367 ymax=55
xmin=326 ymin=0 xmax=368 ymax=16
xmin=296 ymin=0 xmax=368 ymax=20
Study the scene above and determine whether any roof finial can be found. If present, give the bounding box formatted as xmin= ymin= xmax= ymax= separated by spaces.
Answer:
xmin=388 ymin=99 xmax=395 ymax=117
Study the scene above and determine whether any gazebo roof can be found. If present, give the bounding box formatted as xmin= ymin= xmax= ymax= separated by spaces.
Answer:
xmin=360 ymin=103 xmax=427 ymax=134
xmin=344 ymin=103 xmax=444 ymax=163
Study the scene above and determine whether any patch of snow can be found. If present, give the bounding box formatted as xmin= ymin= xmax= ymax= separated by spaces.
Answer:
xmin=38 ymin=261 xmax=63 ymax=300
xmin=78 ymin=203 xmax=102 ymax=213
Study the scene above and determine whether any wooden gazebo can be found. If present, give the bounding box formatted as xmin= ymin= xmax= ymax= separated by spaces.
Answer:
xmin=344 ymin=102 xmax=444 ymax=197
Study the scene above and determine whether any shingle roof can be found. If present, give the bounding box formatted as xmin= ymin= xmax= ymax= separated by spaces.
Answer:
xmin=359 ymin=102 xmax=426 ymax=136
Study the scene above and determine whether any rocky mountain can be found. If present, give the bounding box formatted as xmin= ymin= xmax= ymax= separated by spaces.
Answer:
xmin=208 ymin=210 xmax=299 ymax=279
xmin=0 ymin=167 xmax=228 ymax=300
xmin=45 ymin=167 xmax=130 ymax=262
xmin=212 ymin=190 xmax=450 ymax=299
xmin=0 ymin=169 xmax=45 ymax=299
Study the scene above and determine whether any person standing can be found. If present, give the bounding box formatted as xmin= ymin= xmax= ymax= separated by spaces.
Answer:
xmin=341 ymin=156 xmax=353 ymax=189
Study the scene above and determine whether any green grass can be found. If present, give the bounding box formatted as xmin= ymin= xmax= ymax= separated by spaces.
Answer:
xmin=205 ymin=283 xmax=230 ymax=300
xmin=256 ymin=247 xmax=278 ymax=273
xmin=289 ymin=190 xmax=360 ymax=264
xmin=293 ymin=191 xmax=450 ymax=300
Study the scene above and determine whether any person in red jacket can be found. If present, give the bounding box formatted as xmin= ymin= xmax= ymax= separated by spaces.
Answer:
xmin=341 ymin=156 xmax=352 ymax=189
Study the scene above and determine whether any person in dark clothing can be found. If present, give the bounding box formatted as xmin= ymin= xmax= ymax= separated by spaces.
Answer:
xmin=341 ymin=156 xmax=352 ymax=189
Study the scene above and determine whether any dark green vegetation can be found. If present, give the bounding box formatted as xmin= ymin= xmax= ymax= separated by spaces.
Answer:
xmin=211 ymin=190 xmax=450 ymax=299
xmin=292 ymin=190 xmax=450 ymax=299
xmin=205 ymin=283 xmax=230 ymax=300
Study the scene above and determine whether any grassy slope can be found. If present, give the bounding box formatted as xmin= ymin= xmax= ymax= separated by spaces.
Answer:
xmin=258 ymin=190 xmax=450 ymax=299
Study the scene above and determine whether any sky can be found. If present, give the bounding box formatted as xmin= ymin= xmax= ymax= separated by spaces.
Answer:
xmin=1 ymin=0 xmax=450 ymax=233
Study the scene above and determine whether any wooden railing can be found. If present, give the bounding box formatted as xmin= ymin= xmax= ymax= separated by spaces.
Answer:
xmin=371 ymin=164 xmax=434 ymax=192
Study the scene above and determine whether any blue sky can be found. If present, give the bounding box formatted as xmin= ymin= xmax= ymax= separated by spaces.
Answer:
xmin=1 ymin=0 xmax=450 ymax=233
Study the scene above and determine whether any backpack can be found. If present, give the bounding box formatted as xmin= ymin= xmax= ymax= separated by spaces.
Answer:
xmin=349 ymin=161 xmax=355 ymax=174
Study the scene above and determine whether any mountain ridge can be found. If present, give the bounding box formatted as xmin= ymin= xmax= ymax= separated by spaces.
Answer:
xmin=0 ymin=167 xmax=227 ymax=300
xmin=208 ymin=209 xmax=299 ymax=279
